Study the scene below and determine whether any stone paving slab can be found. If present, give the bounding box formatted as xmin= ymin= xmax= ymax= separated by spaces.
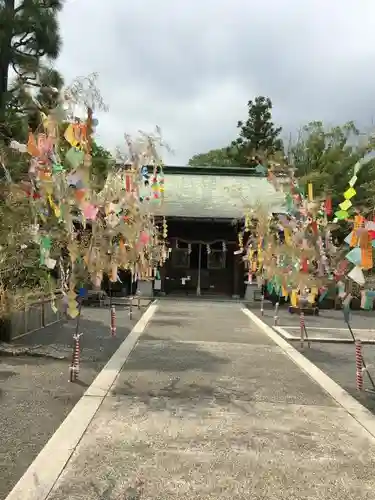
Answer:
xmin=144 ymin=316 xmax=273 ymax=344
xmin=47 ymin=397 xmax=375 ymax=500
xmin=114 ymin=340 xmax=335 ymax=406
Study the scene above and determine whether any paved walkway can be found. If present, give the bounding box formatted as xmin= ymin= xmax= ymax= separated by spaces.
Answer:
xmin=8 ymin=300 xmax=375 ymax=499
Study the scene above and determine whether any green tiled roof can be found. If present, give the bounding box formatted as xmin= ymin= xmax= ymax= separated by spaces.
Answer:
xmin=154 ymin=170 xmax=286 ymax=219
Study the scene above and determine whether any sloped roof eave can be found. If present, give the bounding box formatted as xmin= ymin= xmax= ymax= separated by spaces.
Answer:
xmin=151 ymin=173 xmax=286 ymax=219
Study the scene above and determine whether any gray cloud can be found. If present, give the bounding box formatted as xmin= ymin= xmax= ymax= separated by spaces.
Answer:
xmin=57 ymin=0 xmax=375 ymax=163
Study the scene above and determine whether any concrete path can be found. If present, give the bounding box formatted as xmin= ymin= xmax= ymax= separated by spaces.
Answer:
xmin=8 ymin=300 xmax=375 ymax=499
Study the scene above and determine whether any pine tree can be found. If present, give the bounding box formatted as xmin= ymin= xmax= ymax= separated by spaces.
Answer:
xmin=0 ymin=0 xmax=63 ymax=137
xmin=231 ymin=96 xmax=283 ymax=165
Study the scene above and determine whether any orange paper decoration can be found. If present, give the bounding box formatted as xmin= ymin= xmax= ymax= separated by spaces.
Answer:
xmin=27 ymin=132 xmax=40 ymax=157
xmin=350 ymin=215 xmax=364 ymax=247
xmin=360 ymin=230 xmax=373 ymax=270
xmin=75 ymin=189 xmax=86 ymax=202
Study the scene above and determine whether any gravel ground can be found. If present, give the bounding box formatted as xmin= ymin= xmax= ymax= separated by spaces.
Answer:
xmin=248 ymin=303 xmax=375 ymax=414
xmin=0 ymin=303 xmax=149 ymax=500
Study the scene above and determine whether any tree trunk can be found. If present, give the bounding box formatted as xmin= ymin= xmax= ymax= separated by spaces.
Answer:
xmin=0 ymin=0 xmax=15 ymax=134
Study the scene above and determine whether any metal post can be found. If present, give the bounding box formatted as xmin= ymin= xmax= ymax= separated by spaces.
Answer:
xmin=196 ymin=243 xmax=201 ymax=296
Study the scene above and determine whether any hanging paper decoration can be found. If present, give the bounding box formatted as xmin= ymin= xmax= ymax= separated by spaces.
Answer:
xmin=307 ymin=183 xmax=313 ymax=201
xmin=324 ymin=196 xmax=332 ymax=216
xmin=0 ymin=78 xmax=171 ymax=355
xmin=238 ymin=232 xmax=243 ymax=253
xmin=348 ymin=266 xmax=365 ymax=286
xmin=360 ymin=230 xmax=373 ymax=270
xmin=345 ymin=247 xmax=361 ymax=265
xmin=350 ymin=216 xmax=364 ymax=247
xmin=344 ymin=187 xmax=356 ymax=200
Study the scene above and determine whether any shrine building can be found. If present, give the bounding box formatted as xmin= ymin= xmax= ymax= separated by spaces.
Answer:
xmin=153 ymin=165 xmax=285 ymax=298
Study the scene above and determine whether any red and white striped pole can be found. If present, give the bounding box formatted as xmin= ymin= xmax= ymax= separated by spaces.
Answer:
xmin=273 ymin=301 xmax=279 ymax=326
xmin=356 ymin=340 xmax=363 ymax=391
xmin=110 ymin=305 xmax=116 ymax=337
xmin=300 ymin=310 xmax=305 ymax=349
xmin=69 ymin=333 xmax=82 ymax=382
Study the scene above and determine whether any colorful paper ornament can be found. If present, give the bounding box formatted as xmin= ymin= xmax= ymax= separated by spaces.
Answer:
xmin=324 ymin=196 xmax=332 ymax=216
xmin=339 ymin=199 xmax=352 ymax=211
xmin=65 ymin=147 xmax=85 ymax=168
xmin=360 ymin=230 xmax=373 ymax=270
xmin=344 ymin=187 xmax=356 ymax=200
xmin=307 ymin=183 xmax=313 ymax=201
xmin=335 ymin=210 xmax=349 ymax=220
xmin=347 ymin=266 xmax=365 ymax=285
xmin=345 ymin=247 xmax=362 ymax=265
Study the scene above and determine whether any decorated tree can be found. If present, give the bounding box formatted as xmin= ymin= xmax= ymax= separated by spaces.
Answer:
xmin=290 ymin=121 xmax=375 ymax=212
xmin=1 ymin=74 xmax=169 ymax=376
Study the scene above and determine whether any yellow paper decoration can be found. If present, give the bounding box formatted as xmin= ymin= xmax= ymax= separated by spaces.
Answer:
xmin=339 ymin=199 xmax=352 ymax=211
xmin=258 ymin=249 xmax=263 ymax=264
xmin=64 ymin=124 xmax=75 ymax=146
xmin=67 ymin=307 xmax=79 ymax=319
xmin=344 ymin=187 xmax=356 ymax=200
xmin=307 ymin=293 xmax=315 ymax=304
xmin=307 ymin=183 xmax=313 ymax=201
xmin=48 ymin=195 xmax=61 ymax=218
xmin=284 ymin=228 xmax=292 ymax=245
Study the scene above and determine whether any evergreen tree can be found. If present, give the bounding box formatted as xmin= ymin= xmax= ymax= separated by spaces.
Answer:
xmin=188 ymin=147 xmax=234 ymax=166
xmin=230 ymin=96 xmax=283 ymax=165
xmin=0 ymin=0 xmax=63 ymax=138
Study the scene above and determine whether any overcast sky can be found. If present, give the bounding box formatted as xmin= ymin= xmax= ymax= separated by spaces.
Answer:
xmin=57 ymin=0 xmax=375 ymax=164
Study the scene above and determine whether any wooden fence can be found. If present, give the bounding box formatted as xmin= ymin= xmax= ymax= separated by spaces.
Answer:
xmin=0 ymin=295 xmax=64 ymax=342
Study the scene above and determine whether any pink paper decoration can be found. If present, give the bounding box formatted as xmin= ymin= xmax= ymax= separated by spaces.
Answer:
xmin=83 ymin=203 xmax=98 ymax=220
xmin=139 ymin=231 xmax=149 ymax=245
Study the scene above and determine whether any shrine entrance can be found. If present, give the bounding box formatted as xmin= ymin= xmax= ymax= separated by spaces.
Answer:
xmin=163 ymin=239 xmax=237 ymax=297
